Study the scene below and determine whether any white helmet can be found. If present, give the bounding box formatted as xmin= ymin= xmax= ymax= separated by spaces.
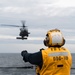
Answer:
xmin=43 ymin=29 xmax=65 ymax=47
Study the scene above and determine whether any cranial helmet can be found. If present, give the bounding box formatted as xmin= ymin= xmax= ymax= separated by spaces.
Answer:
xmin=43 ymin=29 xmax=65 ymax=47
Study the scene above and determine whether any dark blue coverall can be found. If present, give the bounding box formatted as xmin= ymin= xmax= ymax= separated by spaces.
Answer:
xmin=21 ymin=49 xmax=43 ymax=69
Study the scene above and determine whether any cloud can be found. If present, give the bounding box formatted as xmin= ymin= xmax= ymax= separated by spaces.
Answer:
xmin=0 ymin=7 xmax=30 ymax=15
xmin=0 ymin=0 xmax=75 ymax=53
xmin=64 ymin=44 xmax=75 ymax=53
xmin=52 ymin=0 xmax=75 ymax=8
xmin=0 ymin=35 xmax=16 ymax=39
xmin=0 ymin=0 xmax=75 ymax=18
xmin=0 ymin=43 xmax=45 ymax=53
xmin=0 ymin=34 xmax=44 ymax=40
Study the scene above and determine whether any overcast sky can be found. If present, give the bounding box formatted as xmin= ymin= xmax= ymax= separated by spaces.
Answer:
xmin=0 ymin=0 xmax=75 ymax=53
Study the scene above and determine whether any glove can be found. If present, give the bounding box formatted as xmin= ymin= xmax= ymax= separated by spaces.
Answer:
xmin=21 ymin=50 xmax=28 ymax=62
xmin=21 ymin=50 xmax=28 ymax=57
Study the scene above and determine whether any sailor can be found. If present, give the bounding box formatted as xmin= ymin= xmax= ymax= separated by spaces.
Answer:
xmin=21 ymin=29 xmax=72 ymax=75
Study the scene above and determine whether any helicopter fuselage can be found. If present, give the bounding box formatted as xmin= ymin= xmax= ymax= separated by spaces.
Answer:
xmin=20 ymin=30 xmax=28 ymax=37
xmin=20 ymin=27 xmax=29 ymax=37
xmin=16 ymin=27 xmax=30 ymax=40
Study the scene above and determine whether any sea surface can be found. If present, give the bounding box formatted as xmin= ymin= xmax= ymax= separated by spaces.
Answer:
xmin=0 ymin=53 xmax=75 ymax=75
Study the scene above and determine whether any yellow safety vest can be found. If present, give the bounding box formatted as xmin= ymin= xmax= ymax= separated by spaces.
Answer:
xmin=36 ymin=47 xmax=72 ymax=75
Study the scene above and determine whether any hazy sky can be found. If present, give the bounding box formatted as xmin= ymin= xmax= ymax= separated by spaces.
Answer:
xmin=0 ymin=0 xmax=75 ymax=53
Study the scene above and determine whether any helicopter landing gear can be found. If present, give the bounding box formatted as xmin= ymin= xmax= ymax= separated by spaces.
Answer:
xmin=16 ymin=37 xmax=27 ymax=40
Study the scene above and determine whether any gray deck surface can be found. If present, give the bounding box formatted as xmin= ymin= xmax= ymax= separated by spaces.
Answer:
xmin=0 ymin=53 xmax=74 ymax=75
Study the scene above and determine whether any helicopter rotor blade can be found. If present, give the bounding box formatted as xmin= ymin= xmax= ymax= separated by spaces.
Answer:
xmin=1 ymin=24 xmax=22 ymax=27
xmin=1 ymin=20 xmax=27 ymax=28
xmin=21 ymin=20 xmax=27 ymax=27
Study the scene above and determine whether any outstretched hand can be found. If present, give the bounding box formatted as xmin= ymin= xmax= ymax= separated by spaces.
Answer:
xmin=21 ymin=50 xmax=28 ymax=56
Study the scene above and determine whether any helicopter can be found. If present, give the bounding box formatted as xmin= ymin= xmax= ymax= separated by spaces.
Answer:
xmin=1 ymin=21 xmax=30 ymax=40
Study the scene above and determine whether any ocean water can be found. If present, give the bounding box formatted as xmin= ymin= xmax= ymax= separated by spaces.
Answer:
xmin=0 ymin=53 xmax=74 ymax=75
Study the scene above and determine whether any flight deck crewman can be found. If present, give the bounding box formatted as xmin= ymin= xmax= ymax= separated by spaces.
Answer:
xmin=21 ymin=29 xmax=72 ymax=75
